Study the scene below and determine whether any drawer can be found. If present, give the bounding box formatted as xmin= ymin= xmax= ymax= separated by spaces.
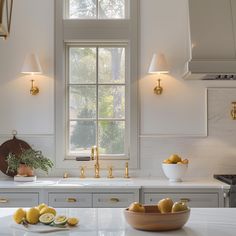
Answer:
xmin=48 ymin=193 xmax=92 ymax=208
xmin=144 ymin=193 xmax=219 ymax=208
xmin=0 ymin=193 xmax=39 ymax=207
xmin=93 ymin=193 xmax=135 ymax=208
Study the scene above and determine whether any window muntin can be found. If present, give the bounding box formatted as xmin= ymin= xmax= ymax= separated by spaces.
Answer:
xmin=67 ymin=45 xmax=127 ymax=158
xmin=67 ymin=0 xmax=128 ymax=19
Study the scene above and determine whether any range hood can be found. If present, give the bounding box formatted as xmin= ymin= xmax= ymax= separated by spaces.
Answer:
xmin=0 ymin=0 xmax=13 ymax=40
xmin=185 ymin=0 xmax=236 ymax=80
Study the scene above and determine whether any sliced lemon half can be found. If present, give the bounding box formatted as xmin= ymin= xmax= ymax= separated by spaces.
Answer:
xmin=39 ymin=213 xmax=55 ymax=225
xmin=54 ymin=215 xmax=68 ymax=225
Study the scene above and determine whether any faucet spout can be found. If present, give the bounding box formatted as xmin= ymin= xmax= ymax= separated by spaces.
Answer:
xmin=91 ymin=146 xmax=100 ymax=178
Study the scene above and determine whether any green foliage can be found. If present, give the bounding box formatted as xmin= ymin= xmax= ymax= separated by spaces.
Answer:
xmin=6 ymin=149 xmax=54 ymax=175
xmin=69 ymin=0 xmax=125 ymax=19
xmin=70 ymin=47 xmax=96 ymax=84
xmin=71 ymin=108 xmax=96 ymax=149
xmin=99 ymin=121 xmax=124 ymax=154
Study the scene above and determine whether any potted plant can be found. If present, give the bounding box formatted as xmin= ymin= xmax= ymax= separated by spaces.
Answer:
xmin=6 ymin=148 xmax=54 ymax=177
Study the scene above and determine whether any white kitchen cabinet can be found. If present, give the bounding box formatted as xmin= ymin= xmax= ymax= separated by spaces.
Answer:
xmin=45 ymin=188 xmax=140 ymax=208
xmin=48 ymin=193 xmax=92 ymax=208
xmin=144 ymin=193 xmax=218 ymax=207
xmin=142 ymin=188 xmax=224 ymax=208
xmin=0 ymin=179 xmax=227 ymax=208
xmin=0 ymin=192 xmax=39 ymax=207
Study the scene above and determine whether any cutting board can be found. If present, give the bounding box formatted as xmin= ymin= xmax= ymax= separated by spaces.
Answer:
xmin=0 ymin=136 xmax=31 ymax=177
xmin=11 ymin=223 xmax=71 ymax=233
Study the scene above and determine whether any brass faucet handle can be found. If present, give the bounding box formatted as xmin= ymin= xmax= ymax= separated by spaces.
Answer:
xmin=80 ymin=166 xmax=85 ymax=178
xmin=94 ymin=163 xmax=100 ymax=178
xmin=124 ymin=162 xmax=130 ymax=178
xmin=107 ymin=166 xmax=114 ymax=178
xmin=63 ymin=172 xmax=69 ymax=179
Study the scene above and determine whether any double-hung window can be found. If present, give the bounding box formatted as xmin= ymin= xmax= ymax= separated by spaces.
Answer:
xmin=55 ymin=0 xmax=139 ymax=168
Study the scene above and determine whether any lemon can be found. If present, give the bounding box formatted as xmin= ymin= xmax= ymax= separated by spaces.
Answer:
xmin=67 ymin=217 xmax=79 ymax=226
xmin=26 ymin=208 xmax=40 ymax=224
xmin=169 ymin=154 xmax=182 ymax=164
xmin=128 ymin=202 xmax=145 ymax=213
xmin=158 ymin=198 xmax=174 ymax=213
xmin=163 ymin=159 xmax=172 ymax=164
xmin=181 ymin=159 xmax=189 ymax=164
xmin=172 ymin=201 xmax=188 ymax=213
xmin=54 ymin=215 xmax=68 ymax=225
xmin=39 ymin=213 xmax=55 ymax=225
xmin=13 ymin=208 xmax=26 ymax=224
xmin=40 ymin=207 xmax=56 ymax=216
xmin=37 ymin=203 xmax=48 ymax=211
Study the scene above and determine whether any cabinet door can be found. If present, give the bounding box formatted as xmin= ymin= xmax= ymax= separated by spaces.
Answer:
xmin=48 ymin=193 xmax=92 ymax=208
xmin=0 ymin=193 xmax=39 ymax=207
xmin=93 ymin=193 xmax=135 ymax=208
xmin=144 ymin=193 xmax=219 ymax=208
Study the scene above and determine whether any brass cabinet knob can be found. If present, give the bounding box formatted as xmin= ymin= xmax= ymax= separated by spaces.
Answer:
xmin=180 ymin=198 xmax=190 ymax=203
xmin=0 ymin=198 xmax=8 ymax=203
xmin=67 ymin=198 xmax=77 ymax=203
xmin=110 ymin=198 xmax=120 ymax=203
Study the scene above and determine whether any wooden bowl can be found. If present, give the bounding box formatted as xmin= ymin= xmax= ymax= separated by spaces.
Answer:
xmin=124 ymin=205 xmax=190 ymax=231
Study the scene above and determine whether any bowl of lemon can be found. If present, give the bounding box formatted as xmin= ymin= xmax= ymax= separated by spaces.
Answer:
xmin=162 ymin=154 xmax=189 ymax=182
xmin=124 ymin=198 xmax=190 ymax=231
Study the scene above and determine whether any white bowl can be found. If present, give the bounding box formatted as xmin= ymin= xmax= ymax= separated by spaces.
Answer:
xmin=162 ymin=163 xmax=188 ymax=182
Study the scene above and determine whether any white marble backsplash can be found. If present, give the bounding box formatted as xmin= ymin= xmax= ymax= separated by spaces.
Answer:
xmin=1 ymin=88 xmax=236 ymax=179
xmin=138 ymin=88 xmax=236 ymax=179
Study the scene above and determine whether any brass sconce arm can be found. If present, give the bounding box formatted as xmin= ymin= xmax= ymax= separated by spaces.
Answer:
xmin=154 ymin=79 xmax=163 ymax=95
xmin=30 ymin=80 xmax=39 ymax=95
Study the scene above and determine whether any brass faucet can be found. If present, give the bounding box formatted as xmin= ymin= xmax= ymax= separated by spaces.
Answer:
xmin=107 ymin=166 xmax=114 ymax=178
xmin=63 ymin=172 xmax=69 ymax=178
xmin=91 ymin=146 xmax=100 ymax=178
xmin=80 ymin=166 xmax=85 ymax=178
xmin=124 ymin=162 xmax=130 ymax=178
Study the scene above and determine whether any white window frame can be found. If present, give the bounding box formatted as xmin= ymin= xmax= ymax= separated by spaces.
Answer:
xmin=55 ymin=0 xmax=139 ymax=169
xmin=64 ymin=0 xmax=130 ymax=19
xmin=66 ymin=43 xmax=129 ymax=160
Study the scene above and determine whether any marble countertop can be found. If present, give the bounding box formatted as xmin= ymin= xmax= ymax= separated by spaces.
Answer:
xmin=0 ymin=177 xmax=230 ymax=189
xmin=0 ymin=208 xmax=236 ymax=235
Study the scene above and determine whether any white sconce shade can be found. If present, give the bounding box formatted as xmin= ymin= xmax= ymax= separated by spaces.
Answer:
xmin=148 ymin=53 xmax=169 ymax=95
xmin=21 ymin=53 xmax=42 ymax=75
xmin=148 ymin=53 xmax=169 ymax=74
xmin=21 ymin=53 xmax=42 ymax=95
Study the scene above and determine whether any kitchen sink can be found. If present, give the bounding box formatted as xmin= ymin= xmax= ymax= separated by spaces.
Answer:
xmin=57 ymin=178 xmax=133 ymax=186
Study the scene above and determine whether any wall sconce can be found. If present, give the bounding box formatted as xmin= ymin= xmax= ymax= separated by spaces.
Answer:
xmin=21 ymin=53 xmax=42 ymax=95
xmin=148 ymin=53 xmax=169 ymax=95
xmin=0 ymin=0 xmax=13 ymax=40
xmin=231 ymin=102 xmax=236 ymax=120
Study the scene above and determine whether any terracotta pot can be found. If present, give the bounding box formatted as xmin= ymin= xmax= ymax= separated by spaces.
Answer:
xmin=17 ymin=164 xmax=34 ymax=177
